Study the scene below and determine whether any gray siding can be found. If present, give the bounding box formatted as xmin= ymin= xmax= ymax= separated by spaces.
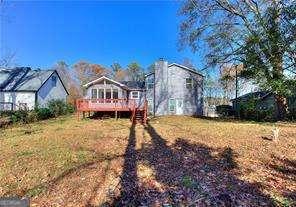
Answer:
xmin=37 ymin=72 xmax=68 ymax=107
xmin=154 ymin=61 xmax=169 ymax=115
xmin=146 ymin=61 xmax=204 ymax=116
xmin=128 ymin=90 xmax=146 ymax=108
xmin=168 ymin=64 xmax=203 ymax=116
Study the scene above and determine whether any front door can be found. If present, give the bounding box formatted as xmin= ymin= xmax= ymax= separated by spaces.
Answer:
xmin=176 ymin=99 xmax=183 ymax=115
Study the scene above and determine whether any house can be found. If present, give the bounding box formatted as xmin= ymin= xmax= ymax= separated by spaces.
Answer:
xmin=77 ymin=75 xmax=147 ymax=123
xmin=82 ymin=75 xmax=146 ymax=108
xmin=0 ymin=67 xmax=69 ymax=111
xmin=145 ymin=59 xmax=204 ymax=116
xmin=231 ymin=91 xmax=296 ymax=120
xmin=77 ymin=59 xmax=204 ymax=122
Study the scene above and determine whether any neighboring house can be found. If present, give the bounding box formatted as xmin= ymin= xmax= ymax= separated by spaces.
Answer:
xmin=0 ymin=67 xmax=69 ymax=111
xmin=232 ymin=91 xmax=296 ymax=119
xmin=81 ymin=59 xmax=204 ymax=118
xmin=204 ymin=97 xmax=230 ymax=117
xmin=146 ymin=60 xmax=204 ymax=116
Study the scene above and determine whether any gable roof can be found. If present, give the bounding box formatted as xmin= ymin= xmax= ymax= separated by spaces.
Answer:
xmin=0 ymin=67 xmax=54 ymax=91
xmin=144 ymin=62 xmax=204 ymax=77
xmin=168 ymin=63 xmax=204 ymax=77
xmin=231 ymin=91 xmax=273 ymax=102
xmin=83 ymin=76 xmax=128 ymax=88
xmin=84 ymin=76 xmax=145 ymax=90
xmin=0 ymin=67 xmax=69 ymax=94
xmin=120 ymin=81 xmax=145 ymax=90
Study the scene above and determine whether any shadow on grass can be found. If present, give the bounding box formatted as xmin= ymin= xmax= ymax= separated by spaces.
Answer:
xmin=108 ymin=122 xmax=276 ymax=206
xmin=23 ymin=150 xmax=125 ymax=198
xmin=268 ymin=156 xmax=296 ymax=203
xmin=194 ymin=115 xmax=278 ymax=125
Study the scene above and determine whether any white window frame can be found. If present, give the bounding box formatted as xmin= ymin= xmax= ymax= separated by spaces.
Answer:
xmin=186 ymin=78 xmax=193 ymax=89
xmin=91 ymin=88 xmax=98 ymax=99
xmin=130 ymin=91 xmax=140 ymax=99
xmin=169 ymin=98 xmax=176 ymax=112
xmin=146 ymin=78 xmax=154 ymax=90
xmin=147 ymin=98 xmax=154 ymax=113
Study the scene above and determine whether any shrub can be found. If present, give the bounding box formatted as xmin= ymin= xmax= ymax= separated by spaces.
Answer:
xmin=36 ymin=108 xmax=53 ymax=120
xmin=66 ymin=104 xmax=75 ymax=113
xmin=238 ymin=98 xmax=275 ymax=121
xmin=11 ymin=110 xmax=29 ymax=124
xmin=28 ymin=110 xmax=38 ymax=122
xmin=47 ymin=99 xmax=73 ymax=117
xmin=216 ymin=105 xmax=234 ymax=117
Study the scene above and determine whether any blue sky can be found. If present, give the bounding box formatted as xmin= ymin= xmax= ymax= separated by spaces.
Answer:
xmin=1 ymin=0 xmax=205 ymax=71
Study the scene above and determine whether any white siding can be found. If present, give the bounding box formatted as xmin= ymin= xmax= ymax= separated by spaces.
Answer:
xmin=0 ymin=91 xmax=36 ymax=110
xmin=37 ymin=72 xmax=68 ymax=107
xmin=85 ymin=82 xmax=126 ymax=99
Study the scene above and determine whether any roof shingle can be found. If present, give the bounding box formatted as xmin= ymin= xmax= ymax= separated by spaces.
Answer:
xmin=0 ymin=67 xmax=55 ymax=91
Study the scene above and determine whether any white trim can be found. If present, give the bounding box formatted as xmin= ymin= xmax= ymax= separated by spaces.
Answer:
xmin=169 ymin=98 xmax=176 ymax=112
xmin=83 ymin=76 xmax=127 ymax=88
xmin=91 ymin=88 xmax=98 ymax=99
xmin=130 ymin=91 xmax=140 ymax=99
xmin=185 ymin=77 xmax=193 ymax=89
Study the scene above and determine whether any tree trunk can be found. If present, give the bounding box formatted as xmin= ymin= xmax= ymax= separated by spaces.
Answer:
xmin=275 ymin=95 xmax=288 ymax=120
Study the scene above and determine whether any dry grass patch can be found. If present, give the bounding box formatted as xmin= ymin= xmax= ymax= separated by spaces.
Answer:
xmin=0 ymin=115 xmax=295 ymax=206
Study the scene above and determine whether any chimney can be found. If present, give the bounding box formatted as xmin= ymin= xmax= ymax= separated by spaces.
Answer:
xmin=154 ymin=58 xmax=168 ymax=115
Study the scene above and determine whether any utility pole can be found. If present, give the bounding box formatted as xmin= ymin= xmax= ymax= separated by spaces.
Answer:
xmin=235 ymin=64 xmax=239 ymax=117
xmin=235 ymin=65 xmax=238 ymax=100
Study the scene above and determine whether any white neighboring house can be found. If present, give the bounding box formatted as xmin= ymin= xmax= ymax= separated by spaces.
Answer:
xmin=0 ymin=67 xmax=69 ymax=111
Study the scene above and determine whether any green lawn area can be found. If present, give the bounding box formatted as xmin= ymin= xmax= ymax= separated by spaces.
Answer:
xmin=0 ymin=115 xmax=295 ymax=206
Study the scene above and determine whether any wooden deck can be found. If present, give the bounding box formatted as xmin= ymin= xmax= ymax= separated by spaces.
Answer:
xmin=76 ymin=98 xmax=148 ymax=124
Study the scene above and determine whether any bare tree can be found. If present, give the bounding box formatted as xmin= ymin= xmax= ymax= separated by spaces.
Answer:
xmin=179 ymin=0 xmax=296 ymax=118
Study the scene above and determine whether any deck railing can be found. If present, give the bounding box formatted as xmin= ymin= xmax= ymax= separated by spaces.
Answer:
xmin=76 ymin=98 xmax=136 ymax=112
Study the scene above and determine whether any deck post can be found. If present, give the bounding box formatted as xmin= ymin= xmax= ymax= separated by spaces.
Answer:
xmin=115 ymin=110 xmax=118 ymax=120
xmin=83 ymin=111 xmax=85 ymax=119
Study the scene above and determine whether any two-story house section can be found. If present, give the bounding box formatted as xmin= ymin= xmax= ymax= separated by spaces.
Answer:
xmin=145 ymin=59 xmax=204 ymax=116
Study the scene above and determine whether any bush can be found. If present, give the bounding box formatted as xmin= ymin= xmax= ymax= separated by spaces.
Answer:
xmin=216 ymin=105 xmax=234 ymax=117
xmin=2 ymin=100 xmax=74 ymax=126
xmin=11 ymin=110 xmax=29 ymax=124
xmin=238 ymin=98 xmax=274 ymax=121
xmin=47 ymin=99 xmax=73 ymax=117
xmin=36 ymin=108 xmax=53 ymax=120
xmin=28 ymin=110 xmax=38 ymax=122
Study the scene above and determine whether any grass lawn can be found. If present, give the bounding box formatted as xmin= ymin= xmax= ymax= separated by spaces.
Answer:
xmin=0 ymin=115 xmax=295 ymax=206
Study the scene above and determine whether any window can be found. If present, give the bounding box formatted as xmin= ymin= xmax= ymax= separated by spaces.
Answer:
xmin=106 ymin=89 xmax=111 ymax=99
xmin=169 ymin=99 xmax=176 ymax=112
xmin=52 ymin=76 xmax=57 ymax=87
xmin=113 ymin=89 xmax=118 ymax=99
xmin=91 ymin=89 xmax=97 ymax=99
xmin=146 ymin=78 xmax=154 ymax=90
xmin=98 ymin=89 xmax=104 ymax=99
xmin=148 ymin=99 xmax=153 ymax=113
xmin=186 ymin=78 xmax=193 ymax=89
xmin=131 ymin=91 xmax=140 ymax=99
